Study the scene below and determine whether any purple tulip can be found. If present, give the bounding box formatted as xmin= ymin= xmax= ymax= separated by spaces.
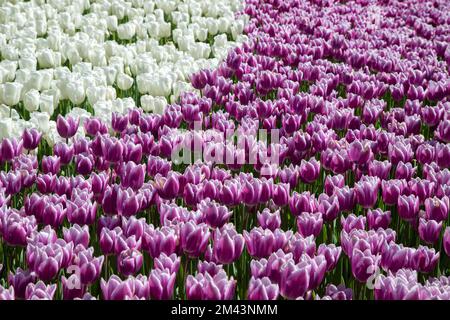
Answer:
xmin=149 ymin=269 xmax=177 ymax=300
xmin=56 ymin=115 xmax=79 ymax=139
xmin=102 ymin=137 xmax=124 ymax=163
xmin=84 ymin=117 xmax=108 ymax=136
xmin=398 ymin=194 xmax=420 ymax=222
xmin=116 ymin=187 xmax=143 ymax=217
xmin=244 ymin=227 xmax=291 ymax=259
xmin=101 ymin=275 xmax=134 ymax=300
xmin=8 ymin=268 xmax=37 ymax=299
xmin=247 ymin=277 xmax=279 ymax=300
xmin=418 ymin=218 xmax=442 ymax=244
xmin=443 ymin=227 xmax=450 ymax=257
xmin=198 ymin=198 xmax=232 ymax=228
xmin=279 ymin=260 xmax=310 ymax=300
xmin=317 ymin=244 xmax=342 ymax=272
xmin=186 ymin=269 xmax=235 ymax=300
xmin=0 ymin=285 xmax=15 ymax=300
xmin=424 ymin=196 xmax=449 ymax=222
xmin=257 ymin=208 xmax=281 ymax=231
xmin=351 ymin=248 xmax=379 ymax=283
xmin=25 ymin=281 xmax=56 ymax=300
xmin=22 ymin=128 xmax=42 ymax=150
xmin=154 ymin=253 xmax=180 ymax=274
xmin=142 ymin=225 xmax=178 ymax=259
xmin=355 ymin=177 xmax=379 ymax=209
xmin=118 ymin=248 xmax=142 ymax=276
xmin=211 ymin=224 xmax=244 ymax=264
xmin=367 ymin=209 xmax=391 ymax=230
xmin=119 ymin=162 xmax=145 ymax=190
xmin=112 ymin=112 xmax=129 ymax=133
xmin=63 ymin=224 xmax=90 ymax=248
xmin=297 ymin=212 xmax=323 ymax=238
xmin=324 ymin=174 xmax=345 ymax=196
xmin=180 ymin=221 xmax=210 ymax=258
xmin=53 ymin=142 xmax=74 ymax=165
xmin=299 ymin=158 xmax=320 ymax=183
xmin=61 ymin=275 xmax=85 ymax=300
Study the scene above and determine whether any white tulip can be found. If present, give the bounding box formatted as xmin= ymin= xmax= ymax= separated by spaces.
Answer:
xmin=67 ymin=47 xmax=82 ymax=65
xmin=86 ymin=86 xmax=107 ymax=105
xmin=19 ymin=56 xmax=37 ymax=71
xmin=67 ymin=81 xmax=86 ymax=105
xmin=30 ymin=112 xmax=50 ymax=134
xmin=102 ymin=66 xmax=118 ymax=86
xmin=25 ymin=71 xmax=43 ymax=91
xmin=39 ymin=93 xmax=55 ymax=115
xmin=0 ymin=118 xmax=13 ymax=140
xmin=117 ymin=72 xmax=134 ymax=91
xmin=2 ymin=82 xmax=23 ymax=106
xmin=117 ymin=23 xmax=136 ymax=40
xmin=39 ymin=69 xmax=54 ymax=91
xmin=107 ymin=16 xmax=118 ymax=31
xmin=37 ymin=49 xmax=56 ymax=68
xmin=24 ymin=89 xmax=40 ymax=112
xmin=36 ymin=18 xmax=47 ymax=36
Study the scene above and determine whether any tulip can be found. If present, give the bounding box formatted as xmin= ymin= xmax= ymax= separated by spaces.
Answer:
xmin=199 ymin=198 xmax=232 ymax=228
xmin=63 ymin=224 xmax=90 ymax=248
xmin=443 ymin=227 xmax=450 ymax=257
xmin=111 ymin=112 xmax=129 ymax=133
xmin=211 ymin=224 xmax=244 ymax=264
xmin=323 ymin=284 xmax=353 ymax=300
xmin=56 ymin=115 xmax=79 ymax=139
xmin=410 ymin=246 xmax=439 ymax=273
xmin=149 ymin=269 xmax=177 ymax=300
xmin=279 ymin=260 xmax=310 ymax=300
xmin=142 ymin=225 xmax=178 ymax=259
xmin=154 ymin=253 xmax=181 ymax=274
xmin=289 ymin=234 xmax=316 ymax=262
xmin=247 ymin=277 xmax=279 ymax=300
xmin=61 ymin=275 xmax=85 ymax=300
xmin=257 ymin=208 xmax=281 ymax=231
xmin=99 ymin=228 xmax=119 ymax=256
xmin=418 ymin=218 xmax=442 ymax=244
xmin=22 ymin=128 xmax=42 ymax=150
xmin=367 ymin=209 xmax=391 ymax=230
xmin=119 ymin=162 xmax=145 ymax=190
xmin=299 ymin=158 xmax=320 ymax=183
xmin=355 ymin=177 xmax=379 ymax=209
xmin=317 ymin=244 xmax=342 ymax=272
xmin=324 ymin=174 xmax=345 ymax=196
xmin=297 ymin=212 xmax=323 ymax=238
xmin=424 ymin=196 xmax=449 ymax=222
xmin=186 ymin=270 xmax=235 ymax=300
xmin=116 ymin=188 xmax=143 ymax=217
xmin=84 ymin=118 xmax=108 ymax=136
xmin=102 ymin=137 xmax=124 ymax=163
xmin=118 ymin=249 xmax=142 ymax=277
xmin=101 ymin=275 xmax=134 ymax=300
xmin=351 ymin=248 xmax=379 ymax=283
xmin=398 ymin=194 xmax=420 ymax=221
xmin=180 ymin=221 xmax=211 ymax=258
xmin=154 ymin=173 xmax=180 ymax=200
xmin=41 ymin=156 xmax=61 ymax=175
xmin=8 ymin=268 xmax=37 ymax=299
xmin=53 ymin=142 xmax=74 ymax=165
xmin=25 ymin=281 xmax=56 ymax=300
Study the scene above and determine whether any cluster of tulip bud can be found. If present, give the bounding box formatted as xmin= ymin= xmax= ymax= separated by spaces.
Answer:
xmin=1 ymin=0 xmax=450 ymax=301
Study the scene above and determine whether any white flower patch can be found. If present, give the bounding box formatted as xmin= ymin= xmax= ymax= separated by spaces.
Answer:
xmin=0 ymin=0 xmax=248 ymax=145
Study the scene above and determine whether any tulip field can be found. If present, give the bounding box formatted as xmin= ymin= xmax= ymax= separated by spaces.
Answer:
xmin=1 ymin=0 xmax=450 ymax=301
